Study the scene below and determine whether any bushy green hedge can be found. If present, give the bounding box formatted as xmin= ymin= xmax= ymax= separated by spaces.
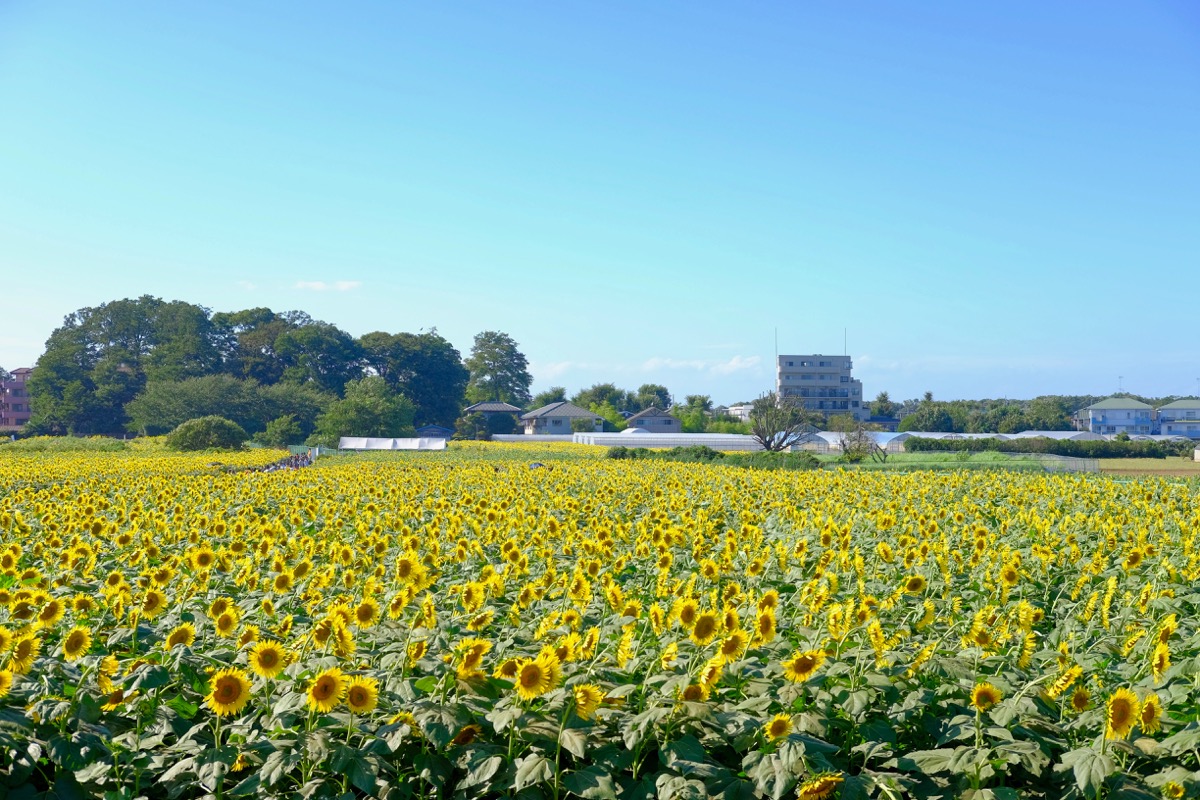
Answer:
xmin=165 ymin=416 xmax=249 ymax=451
xmin=902 ymin=436 xmax=1185 ymax=459
xmin=0 ymin=435 xmax=129 ymax=452
xmin=605 ymin=445 xmax=820 ymax=471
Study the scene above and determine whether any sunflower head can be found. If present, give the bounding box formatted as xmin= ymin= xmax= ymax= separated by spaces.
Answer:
xmin=307 ymin=667 xmax=346 ymax=713
xmin=573 ymin=684 xmax=604 ymax=719
xmin=1105 ymin=687 xmax=1140 ymax=740
xmin=764 ymin=712 xmax=792 ymax=741
xmin=782 ymin=649 xmax=825 ymax=683
xmin=249 ymin=641 xmax=289 ymax=679
xmin=346 ymin=676 xmax=379 ymax=714
xmin=62 ymin=626 xmax=92 ymax=662
xmin=970 ymin=682 xmax=1003 ymax=713
xmin=206 ymin=668 xmax=252 ymax=717
xmin=1140 ymin=691 xmax=1163 ymax=734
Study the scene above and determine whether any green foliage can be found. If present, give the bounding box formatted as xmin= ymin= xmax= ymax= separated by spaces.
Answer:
xmin=589 ymin=401 xmax=627 ymax=431
xmin=571 ymin=417 xmax=597 ymax=433
xmin=750 ymin=393 xmax=818 ymax=451
xmin=164 ymin=416 xmax=249 ymax=451
xmin=634 ymin=383 xmax=672 ymax=412
xmin=530 ymin=386 xmax=567 ymax=408
xmin=253 ymin=414 xmax=302 ymax=448
xmin=871 ymin=390 xmax=897 ymax=418
xmin=604 ymin=444 xmax=820 ymax=471
xmin=903 ymin=436 xmax=1175 ymax=459
xmin=125 ymin=376 xmax=331 ymax=437
xmin=486 ymin=412 xmax=517 ymax=435
xmin=573 ymin=383 xmax=635 ymax=414
xmin=0 ymin=435 xmax=129 ymax=452
xmin=359 ymin=330 xmax=468 ymax=427
xmin=454 ymin=412 xmax=490 ymax=441
xmin=313 ymin=376 xmax=416 ymax=443
xmin=465 ymin=331 xmax=532 ymax=407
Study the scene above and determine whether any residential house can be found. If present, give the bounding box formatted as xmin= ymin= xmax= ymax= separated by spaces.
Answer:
xmin=1158 ymin=399 xmax=1200 ymax=440
xmin=626 ymin=407 xmax=682 ymax=433
xmin=520 ymin=401 xmax=603 ymax=435
xmin=1079 ymin=397 xmax=1154 ymax=436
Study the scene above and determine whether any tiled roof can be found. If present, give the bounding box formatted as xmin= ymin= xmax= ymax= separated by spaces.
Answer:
xmin=463 ymin=401 xmax=523 ymax=413
xmin=627 ymin=407 xmax=677 ymax=422
xmin=520 ymin=401 xmax=600 ymax=420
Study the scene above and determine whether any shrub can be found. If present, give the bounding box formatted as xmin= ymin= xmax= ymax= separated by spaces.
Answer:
xmin=253 ymin=414 xmax=302 ymax=448
xmin=165 ymin=416 xmax=249 ymax=451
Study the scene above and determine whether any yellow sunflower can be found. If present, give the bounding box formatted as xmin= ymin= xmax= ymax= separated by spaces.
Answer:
xmin=1139 ymin=691 xmax=1163 ymax=734
xmin=515 ymin=657 xmax=552 ymax=701
xmin=353 ymin=598 xmax=380 ymax=629
xmin=206 ymin=668 xmax=253 ymax=717
xmin=61 ymin=626 xmax=92 ymax=662
xmin=717 ymin=630 xmax=749 ymax=663
xmin=1151 ymin=642 xmax=1171 ymax=682
xmin=36 ymin=598 xmax=66 ymax=628
xmin=164 ymin=623 xmax=196 ymax=651
xmin=903 ymin=575 xmax=927 ymax=595
xmin=782 ymin=649 xmax=825 ymax=683
xmin=970 ymin=682 xmax=1003 ymax=712
xmin=214 ymin=610 xmax=240 ymax=638
xmin=690 ymin=611 xmax=720 ymax=646
xmin=308 ymin=667 xmax=346 ymax=713
xmin=0 ymin=669 xmax=13 ymax=699
xmin=1069 ymin=686 xmax=1091 ymax=713
xmin=573 ymin=684 xmax=604 ymax=720
xmin=346 ymin=675 xmax=379 ymax=715
xmin=140 ymin=590 xmax=168 ymax=619
xmin=1105 ymin=688 xmax=1140 ymax=740
xmin=796 ymin=773 xmax=844 ymax=800
xmin=248 ymin=641 xmax=289 ymax=679
xmin=8 ymin=635 xmax=40 ymax=675
xmin=764 ymin=712 xmax=793 ymax=741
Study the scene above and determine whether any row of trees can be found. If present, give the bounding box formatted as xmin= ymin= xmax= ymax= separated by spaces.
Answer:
xmin=24 ymin=296 xmax=535 ymax=441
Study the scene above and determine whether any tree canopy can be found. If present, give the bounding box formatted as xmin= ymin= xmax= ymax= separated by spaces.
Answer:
xmin=464 ymin=331 xmax=532 ymax=407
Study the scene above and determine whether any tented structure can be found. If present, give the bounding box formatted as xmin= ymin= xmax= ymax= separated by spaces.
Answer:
xmin=338 ymin=437 xmax=448 ymax=451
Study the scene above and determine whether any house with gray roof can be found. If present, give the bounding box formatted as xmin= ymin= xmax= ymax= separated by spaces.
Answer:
xmin=1078 ymin=397 xmax=1154 ymax=436
xmin=519 ymin=401 xmax=603 ymax=435
xmin=626 ymin=407 xmax=682 ymax=434
xmin=1158 ymin=398 xmax=1200 ymax=439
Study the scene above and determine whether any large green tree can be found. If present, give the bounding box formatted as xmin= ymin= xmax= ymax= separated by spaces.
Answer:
xmin=530 ymin=386 xmax=567 ymax=408
xmin=571 ymin=383 xmax=634 ymax=413
xmin=359 ymin=330 xmax=468 ymax=426
xmin=634 ymin=384 xmax=673 ymax=412
xmin=465 ymin=331 xmax=532 ymax=407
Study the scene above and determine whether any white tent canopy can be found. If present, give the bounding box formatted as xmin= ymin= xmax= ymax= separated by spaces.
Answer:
xmin=338 ymin=437 xmax=447 ymax=451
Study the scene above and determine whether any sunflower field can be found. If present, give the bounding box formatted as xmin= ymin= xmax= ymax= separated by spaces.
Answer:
xmin=1 ymin=443 xmax=1200 ymax=799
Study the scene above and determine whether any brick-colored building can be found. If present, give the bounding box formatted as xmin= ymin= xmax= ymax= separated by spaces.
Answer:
xmin=1 ymin=367 xmax=33 ymax=432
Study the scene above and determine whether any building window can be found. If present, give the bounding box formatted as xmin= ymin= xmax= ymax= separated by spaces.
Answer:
xmin=551 ymin=419 xmax=562 ymax=426
xmin=786 ymin=361 xmax=794 ymax=366
xmin=840 ymin=376 xmax=848 ymax=382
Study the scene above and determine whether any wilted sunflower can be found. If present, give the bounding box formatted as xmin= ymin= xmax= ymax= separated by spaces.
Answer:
xmin=346 ymin=675 xmax=379 ymax=714
xmin=1140 ymin=692 xmax=1163 ymax=734
xmin=206 ymin=668 xmax=252 ymax=717
xmin=164 ymin=623 xmax=196 ymax=651
xmin=574 ymin=684 xmax=604 ymax=719
xmin=61 ymin=626 xmax=92 ymax=662
xmin=970 ymin=682 xmax=1003 ymax=712
xmin=796 ymin=772 xmax=844 ymax=800
xmin=248 ymin=641 xmax=289 ymax=679
xmin=782 ymin=649 xmax=825 ymax=683
xmin=451 ymin=724 xmax=482 ymax=746
xmin=308 ymin=667 xmax=346 ymax=713
xmin=1105 ymin=688 xmax=1140 ymax=740
xmin=764 ymin=713 xmax=793 ymax=741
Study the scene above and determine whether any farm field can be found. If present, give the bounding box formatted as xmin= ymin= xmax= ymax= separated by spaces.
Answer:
xmin=1098 ymin=458 xmax=1200 ymax=478
xmin=1 ymin=444 xmax=1199 ymax=799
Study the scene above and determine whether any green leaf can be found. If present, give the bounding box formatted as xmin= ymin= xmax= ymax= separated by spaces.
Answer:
xmin=458 ymin=754 xmax=504 ymax=791
xmin=893 ymin=747 xmax=960 ymax=774
xmin=413 ymin=676 xmax=438 ymax=694
xmin=1058 ymin=747 xmax=1115 ymax=799
xmin=560 ymin=728 xmax=587 ymax=760
xmin=563 ymin=766 xmax=618 ymax=800
xmin=515 ymin=754 xmax=554 ymax=790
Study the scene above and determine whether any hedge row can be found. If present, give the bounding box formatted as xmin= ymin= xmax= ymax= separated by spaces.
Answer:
xmin=902 ymin=436 xmax=1191 ymax=459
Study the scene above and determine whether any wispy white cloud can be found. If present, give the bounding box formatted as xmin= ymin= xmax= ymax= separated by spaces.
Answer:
xmin=236 ymin=280 xmax=256 ymax=291
xmin=641 ymin=355 xmax=762 ymax=375
xmin=294 ymin=280 xmax=362 ymax=292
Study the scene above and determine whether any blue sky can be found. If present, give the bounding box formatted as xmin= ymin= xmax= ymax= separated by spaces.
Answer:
xmin=2 ymin=2 xmax=1198 ymax=403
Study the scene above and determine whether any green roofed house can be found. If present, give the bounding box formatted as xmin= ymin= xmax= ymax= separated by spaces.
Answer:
xmin=1158 ymin=399 xmax=1200 ymax=440
xmin=1079 ymin=397 xmax=1154 ymax=436
xmin=519 ymin=401 xmax=603 ymax=435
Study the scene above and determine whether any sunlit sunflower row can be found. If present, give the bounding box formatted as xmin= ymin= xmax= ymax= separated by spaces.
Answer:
xmin=1 ymin=444 xmax=1199 ymax=798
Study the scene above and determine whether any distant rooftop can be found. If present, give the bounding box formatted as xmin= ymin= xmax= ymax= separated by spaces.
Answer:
xmin=1085 ymin=397 xmax=1153 ymax=410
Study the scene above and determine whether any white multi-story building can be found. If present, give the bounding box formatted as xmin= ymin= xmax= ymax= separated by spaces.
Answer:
xmin=1158 ymin=399 xmax=1200 ymax=439
xmin=1079 ymin=397 xmax=1154 ymax=435
xmin=776 ymin=355 xmax=866 ymax=421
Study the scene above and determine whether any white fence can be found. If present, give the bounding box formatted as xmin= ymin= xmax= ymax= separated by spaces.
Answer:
xmin=338 ymin=437 xmax=447 ymax=451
